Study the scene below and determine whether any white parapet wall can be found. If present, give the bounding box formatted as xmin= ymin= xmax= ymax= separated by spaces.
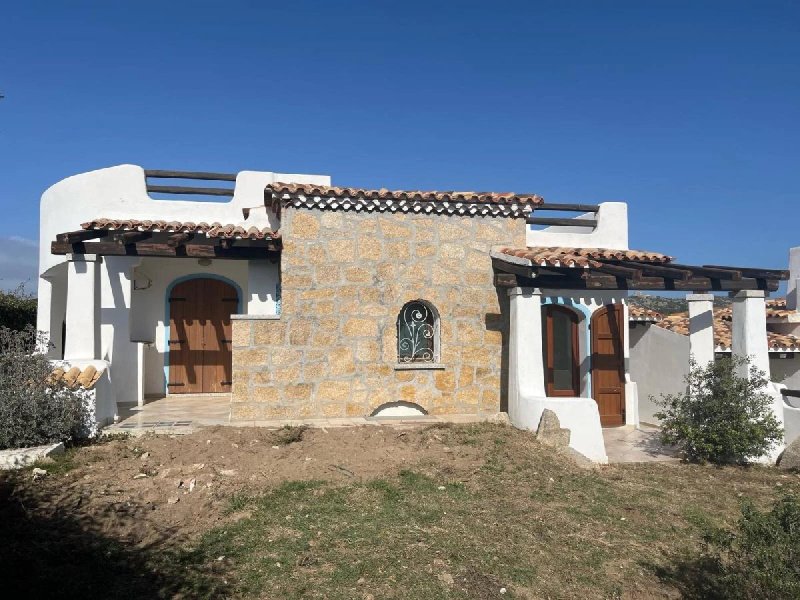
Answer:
xmin=527 ymin=202 xmax=629 ymax=250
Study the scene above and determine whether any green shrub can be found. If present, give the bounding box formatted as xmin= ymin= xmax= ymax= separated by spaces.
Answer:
xmin=0 ymin=326 xmax=92 ymax=450
xmin=686 ymin=496 xmax=800 ymax=599
xmin=654 ymin=356 xmax=783 ymax=464
xmin=0 ymin=285 xmax=37 ymax=331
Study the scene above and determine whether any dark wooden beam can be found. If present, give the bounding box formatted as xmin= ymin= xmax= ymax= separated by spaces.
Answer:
xmin=51 ymin=240 xmax=280 ymax=259
xmin=146 ymin=185 xmax=234 ymax=197
xmin=526 ymin=216 xmax=597 ymax=228
xmin=493 ymin=273 xmax=518 ymax=288
xmin=703 ymin=265 xmax=789 ymax=280
xmin=504 ymin=272 xmax=779 ymax=292
xmin=613 ymin=260 xmax=692 ymax=281
xmin=144 ymin=169 xmax=237 ymax=181
xmin=666 ymin=263 xmax=742 ymax=281
xmin=592 ymin=263 xmax=642 ymax=281
xmin=113 ymin=231 xmax=152 ymax=245
xmin=781 ymin=389 xmax=800 ymax=399
xmin=534 ymin=203 xmax=600 ymax=212
xmin=56 ymin=229 xmax=110 ymax=243
xmin=167 ymin=232 xmax=195 ymax=247
xmin=491 ymin=257 xmax=534 ymax=278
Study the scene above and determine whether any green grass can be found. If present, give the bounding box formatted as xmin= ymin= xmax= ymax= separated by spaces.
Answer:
xmin=156 ymin=425 xmax=800 ymax=599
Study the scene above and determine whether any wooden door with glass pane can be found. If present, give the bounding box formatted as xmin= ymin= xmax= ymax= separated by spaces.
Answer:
xmin=168 ymin=278 xmax=237 ymax=394
xmin=543 ymin=305 xmax=580 ymax=397
xmin=591 ymin=304 xmax=625 ymax=426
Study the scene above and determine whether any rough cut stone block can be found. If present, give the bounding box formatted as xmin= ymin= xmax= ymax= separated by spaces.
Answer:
xmin=778 ymin=437 xmax=800 ymax=469
xmin=536 ymin=409 xmax=571 ymax=448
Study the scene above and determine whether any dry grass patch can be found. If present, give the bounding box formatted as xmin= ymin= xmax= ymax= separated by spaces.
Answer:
xmin=1 ymin=423 xmax=798 ymax=599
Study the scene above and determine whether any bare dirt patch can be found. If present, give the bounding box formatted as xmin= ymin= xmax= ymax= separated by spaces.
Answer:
xmin=1 ymin=423 xmax=798 ymax=599
xmin=2 ymin=424 xmax=481 ymax=549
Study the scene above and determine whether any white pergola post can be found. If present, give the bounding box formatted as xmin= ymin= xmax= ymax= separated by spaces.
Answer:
xmin=64 ymin=254 xmax=99 ymax=360
xmin=508 ymin=287 xmax=545 ymax=423
xmin=731 ymin=290 xmax=770 ymax=379
xmin=788 ymin=246 xmax=799 ymax=311
xmin=687 ymin=293 xmax=715 ymax=367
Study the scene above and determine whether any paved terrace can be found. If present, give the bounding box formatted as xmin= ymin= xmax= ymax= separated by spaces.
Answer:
xmin=109 ymin=395 xmax=679 ymax=463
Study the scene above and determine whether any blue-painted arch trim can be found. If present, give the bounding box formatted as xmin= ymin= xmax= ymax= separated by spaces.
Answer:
xmin=163 ymin=273 xmax=244 ymax=395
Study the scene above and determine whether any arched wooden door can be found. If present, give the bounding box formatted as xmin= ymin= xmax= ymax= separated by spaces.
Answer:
xmin=168 ymin=278 xmax=238 ymax=394
xmin=543 ymin=305 xmax=581 ymax=397
xmin=591 ymin=304 xmax=625 ymax=426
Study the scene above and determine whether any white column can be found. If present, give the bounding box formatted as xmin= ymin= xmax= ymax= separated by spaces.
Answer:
xmin=731 ymin=290 xmax=770 ymax=379
xmin=687 ymin=293 xmax=715 ymax=367
xmin=788 ymin=246 xmax=799 ymax=311
xmin=100 ymin=256 xmax=140 ymax=405
xmin=64 ymin=254 xmax=99 ymax=360
xmin=508 ymin=287 xmax=545 ymax=424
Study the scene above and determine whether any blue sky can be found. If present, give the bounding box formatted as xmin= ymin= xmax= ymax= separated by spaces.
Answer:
xmin=0 ymin=1 xmax=797 ymax=291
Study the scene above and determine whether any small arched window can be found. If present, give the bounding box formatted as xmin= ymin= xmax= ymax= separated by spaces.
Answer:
xmin=397 ymin=300 xmax=439 ymax=363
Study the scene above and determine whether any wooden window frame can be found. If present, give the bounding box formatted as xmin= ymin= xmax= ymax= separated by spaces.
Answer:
xmin=543 ymin=305 xmax=581 ymax=397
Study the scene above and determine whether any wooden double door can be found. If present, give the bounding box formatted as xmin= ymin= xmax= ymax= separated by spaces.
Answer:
xmin=542 ymin=303 xmax=625 ymax=427
xmin=168 ymin=278 xmax=238 ymax=394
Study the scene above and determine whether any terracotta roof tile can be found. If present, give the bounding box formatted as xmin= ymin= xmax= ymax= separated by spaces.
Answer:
xmin=629 ymin=305 xmax=663 ymax=322
xmin=497 ymin=246 xmax=673 ymax=268
xmin=653 ymin=311 xmax=800 ymax=351
xmin=81 ymin=219 xmax=278 ymax=240
xmin=268 ymin=182 xmax=545 ymax=207
xmin=49 ymin=365 xmax=104 ymax=390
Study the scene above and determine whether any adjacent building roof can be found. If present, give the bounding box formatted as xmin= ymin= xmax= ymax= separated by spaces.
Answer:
xmin=628 ymin=305 xmax=663 ymax=322
xmin=267 ymin=182 xmax=544 ymax=218
xmin=651 ymin=311 xmax=800 ymax=352
xmin=496 ymin=246 xmax=673 ymax=268
xmin=81 ymin=219 xmax=279 ymax=240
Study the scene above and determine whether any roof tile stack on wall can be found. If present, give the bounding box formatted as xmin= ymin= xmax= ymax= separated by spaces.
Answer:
xmin=231 ymin=208 xmax=526 ymax=420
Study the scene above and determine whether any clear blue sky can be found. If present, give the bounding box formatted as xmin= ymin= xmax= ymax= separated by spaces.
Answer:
xmin=1 ymin=1 xmax=797 ymax=291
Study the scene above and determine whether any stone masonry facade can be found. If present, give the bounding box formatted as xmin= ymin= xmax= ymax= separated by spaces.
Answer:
xmin=230 ymin=208 xmax=526 ymax=420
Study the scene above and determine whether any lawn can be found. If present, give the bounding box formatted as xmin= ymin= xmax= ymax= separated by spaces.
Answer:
xmin=1 ymin=423 xmax=797 ymax=599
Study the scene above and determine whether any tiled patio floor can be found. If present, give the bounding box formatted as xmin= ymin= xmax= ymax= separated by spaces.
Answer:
xmin=603 ymin=424 xmax=681 ymax=463
xmin=108 ymin=394 xmax=486 ymax=435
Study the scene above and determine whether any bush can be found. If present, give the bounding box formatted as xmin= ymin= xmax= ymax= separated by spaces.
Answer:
xmin=0 ymin=326 xmax=92 ymax=450
xmin=675 ymin=496 xmax=800 ymax=599
xmin=0 ymin=285 xmax=37 ymax=331
xmin=654 ymin=356 xmax=783 ymax=464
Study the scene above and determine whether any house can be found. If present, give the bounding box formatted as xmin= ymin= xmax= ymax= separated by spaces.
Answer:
xmin=36 ymin=165 xmax=791 ymax=462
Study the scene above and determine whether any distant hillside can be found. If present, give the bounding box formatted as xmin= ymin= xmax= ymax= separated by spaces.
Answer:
xmin=628 ymin=293 xmax=731 ymax=315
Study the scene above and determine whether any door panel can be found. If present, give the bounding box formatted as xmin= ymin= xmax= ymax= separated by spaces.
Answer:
xmin=543 ymin=305 xmax=580 ymax=397
xmin=591 ymin=304 xmax=625 ymax=426
xmin=168 ymin=278 xmax=237 ymax=394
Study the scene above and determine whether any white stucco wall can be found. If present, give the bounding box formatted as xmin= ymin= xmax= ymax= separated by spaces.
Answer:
xmin=772 ymin=356 xmax=800 ymax=389
xmin=37 ymin=164 xmax=322 ymax=410
xmin=129 ymin=257 xmax=250 ymax=397
xmin=629 ymin=323 xmax=690 ymax=425
xmin=527 ymin=202 xmax=628 ymax=250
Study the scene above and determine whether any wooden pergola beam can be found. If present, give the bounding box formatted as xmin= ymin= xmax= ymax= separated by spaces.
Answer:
xmin=703 ymin=265 xmax=789 ymax=280
xmin=113 ymin=231 xmax=153 ymax=245
xmin=666 ymin=263 xmax=743 ymax=281
xmin=612 ymin=260 xmax=692 ymax=281
xmin=51 ymin=240 xmax=279 ymax=259
xmin=167 ymin=232 xmax=196 ymax=247
xmin=497 ymin=272 xmax=780 ymax=292
xmin=56 ymin=229 xmax=110 ymax=243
